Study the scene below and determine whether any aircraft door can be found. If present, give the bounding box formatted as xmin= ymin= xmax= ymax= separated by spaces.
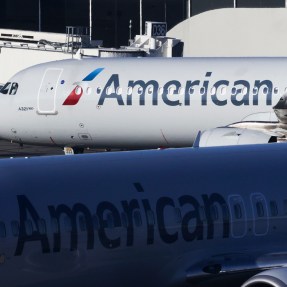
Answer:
xmin=37 ymin=68 xmax=63 ymax=115
xmin=228 ymin=195 xmax=247 ymax=238
xmin=250 ymin=193 xmax=269 ymax=236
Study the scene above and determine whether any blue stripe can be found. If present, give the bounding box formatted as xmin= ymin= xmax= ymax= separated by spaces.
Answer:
xmin=83 ymin=68 xmax=104 ymax=82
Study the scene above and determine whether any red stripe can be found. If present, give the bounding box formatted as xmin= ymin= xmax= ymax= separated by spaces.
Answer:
xmin=63 ymin=86 xmax=83 ymax=106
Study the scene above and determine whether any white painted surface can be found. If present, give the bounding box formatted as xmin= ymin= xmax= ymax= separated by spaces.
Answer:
xmin=168 ymin=8 xmax=287 ymax=57
xmin=0 ymin=47 xmax=72 ymax=84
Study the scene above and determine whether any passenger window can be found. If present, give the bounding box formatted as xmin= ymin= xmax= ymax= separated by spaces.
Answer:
xmin=146 ymin=210 xmax=155 ymax=225
xmin=188 ymin=87 xmax=194 ymax=95
xmin=127 ymin=87 xmax=133 ymax=95
xmin=11 ymin=221 xmax=19 ymax=237
xmin=253 ymin=87 xmax=259 ymax=94
xmin=38 ymin=219 xmax=47 ymax=235
xmin=283 ymin=199 xmax=287 ymax=215
xmin=96 ymin=87 xmax=102 ymax=94
xmin=106 ymin=87 xmax=112 ymax=95
xmin=220 ymin=86 xmax=227 ymax=95
xmin=51 ymin=218 xmax=59 ymax=233
xmin=174 ymin=208 xmax=182 ymax=223
xmin=222 ymin=204 xmax=230 ymax=220
xmin=147 ymin=86 xmax=154 ymax=95
xmin=199 ymin=206 xmax=206 ymax=221
xmin=270 ymin=201 xmax=278 ymax=217
xmin=256 ymin=202 xmax=265 ymax=217
xmin=169 ymin=86 xmax=176 ymax=94
xmin=274 ymin=87 xmax=279 ymax=94
xmin=134 ymin=211 xmax=142 ymax=227
xmin=64 ymin=216 xmax=72 ymax=232
xmin=178 ymin=87 xmax=184 ymax=95
xmin=242 ymin=87 xmax=248 ymax=95
xmin=92 ymin=215 xmax=99 ymax=230
xmin=25 ymin=220 xmax=33 ymax=236
xmin=0 ymin=222 xmax=6 ymax=238
xmin=210 ymin=205 xmax=219 ymax=221
xmin=116 ymin=87 xmax=122 ymax=95
xmin=210 ymin=87 xmax=216 ymax=95
xmin=79 ymin=216 xmax=87 ymax=231
xmin=86 ymin=87 xmax=92 ymax=95
xmin=121 ymin=213 xmax=128 ymax=228
xmin=234 ymin=204 xmax=242 ymax=219
xmin=137 ymin=87 xmax=143 ymax=95
xmin=107 ymin=213 xmax=114 ymax=228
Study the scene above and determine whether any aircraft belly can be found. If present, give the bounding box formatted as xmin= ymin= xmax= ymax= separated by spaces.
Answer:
xmin=15 ymin=104 xmax=274 ymax=148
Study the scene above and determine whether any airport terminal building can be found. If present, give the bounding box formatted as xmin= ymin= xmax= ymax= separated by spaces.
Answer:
xmin=0 ymin=0 xmax=285 ymax=47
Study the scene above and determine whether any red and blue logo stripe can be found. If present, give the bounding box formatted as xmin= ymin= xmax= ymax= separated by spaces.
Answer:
xmin=63 ymin=68 xmax=104 ymax=106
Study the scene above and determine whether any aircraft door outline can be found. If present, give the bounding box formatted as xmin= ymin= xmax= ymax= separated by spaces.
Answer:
xmin=37 ymin=68 xmax=63 ymax=115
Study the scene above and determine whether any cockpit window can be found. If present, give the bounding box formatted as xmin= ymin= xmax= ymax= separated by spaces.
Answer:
xmin=10 ymin=83 xmax=18 ymax=95
xmin=0 ymin=82 xmax=19 ymax=95
xmin=0 ymin=82 xmax=11 ymax=94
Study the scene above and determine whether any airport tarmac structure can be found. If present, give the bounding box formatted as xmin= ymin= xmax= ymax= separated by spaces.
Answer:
xmin=168 ymin=8 xmax=287 ymax=57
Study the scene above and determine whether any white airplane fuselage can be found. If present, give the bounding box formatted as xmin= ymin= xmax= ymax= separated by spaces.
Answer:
xmin=0 ymin=57 xmax=284 ymax=148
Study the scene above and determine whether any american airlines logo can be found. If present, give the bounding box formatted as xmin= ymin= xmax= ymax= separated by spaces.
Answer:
xmin=63 ymin=68 xmax=104 ymax=105
xmin=14 ymin=192 xmax=229 ymax=255
xmin=63 ymin=70 xmax=275 ymax=107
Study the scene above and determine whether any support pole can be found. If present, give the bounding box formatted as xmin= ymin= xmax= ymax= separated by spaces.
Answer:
xmin=140 ymin=0 xmax=142 ymax=35
xmin=89 ymin=0 xmax=92 ymax=41
xmin=39 ymin=0 xmax=41 ymax=32
xmin=186 ymin=0 xmax=191 ymax=18
xmin=114 ymin=0 xmax=118 ymax=47
xmin=164 ymin=0 xmax=167 ymax=22
xmin=129 ymin=19 xmax=132 ymax=44
xmin=234 ymin=0 xmax=237 ymax=8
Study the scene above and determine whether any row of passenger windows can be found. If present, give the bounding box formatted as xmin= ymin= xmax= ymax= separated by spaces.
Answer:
xmin=0 ymin=82 xmax=284 ymax=97
xmin=0 ymin=210 xmax=148 ymax=239
xmin=80 ymin=85 xmax=283 ymax=97
xmin=0 ymin=199 xmax=282 ymax=239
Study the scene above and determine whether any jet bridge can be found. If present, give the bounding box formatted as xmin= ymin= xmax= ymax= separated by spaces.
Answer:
xmin=0 ymin=27 xmax=103 ymax=84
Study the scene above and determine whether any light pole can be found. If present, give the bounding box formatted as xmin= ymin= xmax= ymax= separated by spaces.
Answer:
xmin=89 ymin=0 xmax=92 ymax=41
xmin=39 ymin=0 xmax=42 ymax=32
xmin=234 ymin=0 xmax=237 ymax=8
xmin=129 ymin=19 xmax=132 ymax=44
xmin=164 ymin=0 xmax=167 ymax=22
xmin=186 ymin=0 xmax=191 ymax=18
xmin=140 ymin=0 xmax=142 ymax=35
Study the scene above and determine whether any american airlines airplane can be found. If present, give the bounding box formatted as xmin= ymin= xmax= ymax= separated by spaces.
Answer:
xmin=0 ymin=57 xmax=287 ymax=153
xmin=1 ymin=144 xmax=287 ymax=286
